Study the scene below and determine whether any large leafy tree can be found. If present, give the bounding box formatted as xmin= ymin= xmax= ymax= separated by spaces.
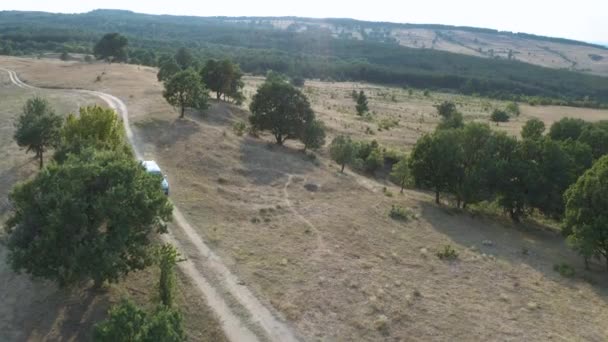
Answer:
xmin=54 ymin=105 xmax=130 ymax=162
xmin=409 ymin=129 xmax=462 ymax=204
xmin=549 ymin=117 xmax=589 ymax=141
xmin=564 ymin=156 xmax=608 ymax=270
xmin=200 ymin=59 xmax=244 ymax=102
xmin=390 ymin=156 xmax=410 ymax=193
xmin=5 ymin=149 xmax=173 ymax=287
xmin=94 ymin=33 xmax=128 ymax=62
xmin=163 ymin=69 xmax=209 ymax=118
xmin=579 ymin=124 xmax=608 ymax=159
xmin=13 ymin=97 xmax=63 ymax=169
xmin=249 ymin=79 xmax=315 ymax=145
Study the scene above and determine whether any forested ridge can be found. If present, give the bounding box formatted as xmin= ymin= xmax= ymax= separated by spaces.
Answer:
xmin=1 ymin=9 xmax=608 ymax=107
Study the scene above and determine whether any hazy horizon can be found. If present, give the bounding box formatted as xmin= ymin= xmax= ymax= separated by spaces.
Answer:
xmin=2 ymin=0 xmax=607 ymax=44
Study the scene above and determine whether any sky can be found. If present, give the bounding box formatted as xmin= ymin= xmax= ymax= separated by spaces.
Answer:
xmin=3 ymin=0 xmax=608 ymax=43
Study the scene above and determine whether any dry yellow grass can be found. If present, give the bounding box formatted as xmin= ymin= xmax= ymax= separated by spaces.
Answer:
xmin=3 ymin=56 xmax=608 ymax=341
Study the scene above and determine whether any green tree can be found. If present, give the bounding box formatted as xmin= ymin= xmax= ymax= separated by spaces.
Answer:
xmin=5 ymin=149 xmax=173 ymax=287
xmin=355 ymin=91 xmax=369 ymax=116
xmin=157 ymin=244 xmax=181 ymax=307
xmin=301 ymin=119 xmax=326 ymax=151
xmin=200 ymin=59 xmax=244 ymax=102
xmin=54 ymin=105 xmax=130 ymax=162
xmin=409 ymin=129 xmax=462 ymax=204
xmin=490 ymin=109 xmax=510 ymax=123
xmin=435 ymin=101 xmax=464 ymax=130
xmin=579 ymin=124 xmax=608 ymax=159
xmin=93 ymin=33 xmax=128 ymax=62
xmin=163 ymin=69 xmax=209 ymax=118
xmin=157 ymin=58 xmax=181 ymax=82
xmin=174 ymin=47 xmax=194 ymax=70
xmin=330 ymin=135 xmax=355 ymax=173
xmin=564 ymin=156 xmax=608 ymax=270
xmin=549 ymin=117 xmax=589 ymax=141
xmin=249 ymin=80 xmax=315 ymax=145
xmin=94 ymin=300 xmax=185 ymax=342
xmin=454 ymin=123 xmax=494 ymax=208
xmin=390 ymin=156 xmax=410 ymax=193
xmin=13 ymin=97 xmax=63 ymax=169
xmin=521 ymin=118 xmax=545 ymax=140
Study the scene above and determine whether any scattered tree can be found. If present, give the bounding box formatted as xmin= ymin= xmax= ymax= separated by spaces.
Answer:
xmin=13 ymin=97 xmax=63 ymax=169
xmin=506 ymin=102 xmax=520 ymax=116
xmin=93 ymin=33 xmax=128 ymax=62
xmin=200 ymin=59 xmax=244 ymax=102
xmin=5 ymin=148 xmax=173 ymax=287
xmin=301 ymin=119 xmax=326 ymax=151
xmin=390 ymin=156 xmax=410 ymax=193
xmin=564 ymin=156 xmax=608 ymax=270
xmin=435 ymin=101 xmax=464 ymax=130
xmin=157 ymin=244 xmax=181 ymax=307
xmin=163 ymin=69 xmax=209 ymax=118
xmin=549 ymin=117 xmax=588 ymax=141
xmin=490 ymin=109 xmax=510 ymax=123
xmin=521 ymin=118 xmax=545 ymax=140
xmin=330 ymin=135 xmax=355 ymax=173
xmin=355 ymin=91 xmax=369 ymax=116
xmin=249 ymin=79 xmax=314 ymax=145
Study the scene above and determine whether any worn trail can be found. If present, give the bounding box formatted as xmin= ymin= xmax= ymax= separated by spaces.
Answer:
xmin=1 ymin=67 xmax=299 ymax=342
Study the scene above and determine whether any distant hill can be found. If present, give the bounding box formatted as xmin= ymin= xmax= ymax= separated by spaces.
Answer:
xmin=1 ymin=9 xmax=607 ymax=107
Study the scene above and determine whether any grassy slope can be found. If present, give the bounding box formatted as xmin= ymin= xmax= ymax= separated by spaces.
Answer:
xmin=3 ymin=57 xmax=608 ymax=341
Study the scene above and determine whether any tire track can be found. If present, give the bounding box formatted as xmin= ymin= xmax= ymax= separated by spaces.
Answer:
xmin=1 ymin=67 xmax=299 ymax=342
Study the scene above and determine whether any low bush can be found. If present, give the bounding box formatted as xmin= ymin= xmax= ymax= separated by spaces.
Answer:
xmin=491 ymin=109 xmax=510 ymax=122
xmin=436 ymin=245 xmax=459 ymax=260
xmin=553 ymin=263 xmax=575 ymax=278
xmin=389 ymin=205 xmax=410 ymax=220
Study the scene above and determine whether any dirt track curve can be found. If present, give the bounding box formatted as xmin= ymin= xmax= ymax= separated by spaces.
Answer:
xmin=0 ymin=67 xmax=300 ymax=342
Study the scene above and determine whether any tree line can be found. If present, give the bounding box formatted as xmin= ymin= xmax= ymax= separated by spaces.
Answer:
xmin=8 ymin=98 xmax=186 ymax=340
xmin=2 ymin=10 xmax=608 ymax=107
xmin=329 ymin=102 xmax=608 ymax=270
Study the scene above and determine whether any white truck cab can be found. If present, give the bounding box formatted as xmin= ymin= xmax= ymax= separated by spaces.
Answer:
xmin=142 ymin=160 xmax=169 ymax=195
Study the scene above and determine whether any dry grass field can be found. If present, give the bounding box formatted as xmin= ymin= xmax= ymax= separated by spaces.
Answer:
xmin=3 ymin=56 xmax=608 ymax=341
xmin=0 ymin=62 xmax=226 ymax=342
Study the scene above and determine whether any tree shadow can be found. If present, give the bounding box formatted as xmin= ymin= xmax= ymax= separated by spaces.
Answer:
xmin=0 ymin=159 xmax=37 ymax=217
xmin=237 ymin=137 xmax=315 ymax=185
xmin=134 ymin=117 xmax=200 ymax=149
xmin=190 ymin=101 xmax=249 ymax=128
xmin=419 ymin=201 xmax=608 ymax=298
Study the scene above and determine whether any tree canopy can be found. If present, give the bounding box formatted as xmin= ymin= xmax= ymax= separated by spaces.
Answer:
xmin=163 ymin=69 xmax=209 ymax=118
xmin=5 ymin=148 xmax=173 ymax=287
xmin=249 ymin=79 xmax=315 ymax=145
xmin=330 ymin=135 xmax=355 ymax=173
xmin=93 ymin=33 xmax=128 ymax=62
xmin=355 ymin=91 xmax=369 ymax=116
xmin=13 ymin=97 xmax=63 ymax=169
xmin=200 ymin=59 xmax=244 ymax=102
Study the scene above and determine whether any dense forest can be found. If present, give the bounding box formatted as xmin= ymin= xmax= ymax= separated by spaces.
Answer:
xmin=1 ymin=10 xmax=608 ymax=107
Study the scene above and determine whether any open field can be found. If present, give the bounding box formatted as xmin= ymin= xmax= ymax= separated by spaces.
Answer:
xmin=3 ymin=56 xmax=608 ymax=341
xmin=0 ymin=65 xmax=226 ymax=342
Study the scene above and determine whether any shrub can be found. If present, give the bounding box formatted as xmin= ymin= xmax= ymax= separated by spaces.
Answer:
xmin=364 ymin=148 xmax=384 ymax=173
xmin=84 ymin=55 xmax=94 ymax=63
xmin=378 ymin=118 xmax=399 ymax=131
xmin=389 ymin=205 xmax=410 ymax=220
xmin=553 ymin=263 xmax=575 ymax=278
xmin=436 ymin=245 xmax=459 ymax=260
xmin=232 ymin=121 xmax=246 ymax=136
xmin=291 ymin=76 xmax=305 ymax=87
xmin=506 ymin=102 xmax=520 ymax=116
xmin=490 ymin=109 xmax=510 ymax=122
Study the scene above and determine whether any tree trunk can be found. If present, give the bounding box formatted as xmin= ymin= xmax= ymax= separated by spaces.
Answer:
xmin=180 ymin=105 xmax=185 ymax=118
xmin=509 ymin=208 xmax=520 ymax=222
xmin=584 ymin=256 xmax=590 ymax=270
xmin=37 ymin=149 xmax=44 ymax=169
xmin=341 ymin=163 xmax=345 ymax=173
xmin=216 ymin=92 xmax=221 ymax=100
xmin=400 ymin=181 xmax=405 ymax=194
xmin=456 ymin=197 xmax=461 ymax=209
xmin=93 ymin=278 xmax=104 ymax=291
xmin=435 ymin=190 xmax=440 ymax=204
xmin=276 ymin=134 xmax=283 ymax=145
xmin=462 ymin=202 xmax=468 ymax=210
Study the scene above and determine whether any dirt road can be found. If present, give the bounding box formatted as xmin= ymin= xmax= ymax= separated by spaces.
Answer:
xmin=1 ymin=67 xmax=299 ymax=342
